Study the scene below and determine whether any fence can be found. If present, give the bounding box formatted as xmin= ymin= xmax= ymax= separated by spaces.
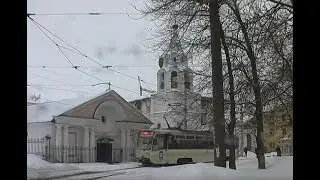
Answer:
xmin=27 ymin=138 xmax=136 ymax=163
xmin=27 ymin=138 xmax=49 ymax=158
xmin=280 ymin=138 xmax=293 ymax=156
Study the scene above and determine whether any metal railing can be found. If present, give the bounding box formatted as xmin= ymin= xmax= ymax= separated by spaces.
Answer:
xmin=27 ymin=138 xmax=136 ymax=163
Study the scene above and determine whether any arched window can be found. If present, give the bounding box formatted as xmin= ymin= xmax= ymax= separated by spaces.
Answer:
xmin=184 ymin=72 xmax=190 ymax=89
xmin=136 ymin=101 xmax=142 ymax=111
xmin=171 ymin=71 xmax=177 ymax=88
xmin=160 ymin=72 xmax=165 ymax=89
xmin=101 ymin=116 xmax=106 ymax=123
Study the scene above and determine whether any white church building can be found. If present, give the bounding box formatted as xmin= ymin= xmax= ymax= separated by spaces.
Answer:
xmin=27 ymin=90 xmax=153 ymax=163
xmin=128 ymin=25 xmax=257 ymax=157
xmin=129 ymin=25 xmax=212 ymax=131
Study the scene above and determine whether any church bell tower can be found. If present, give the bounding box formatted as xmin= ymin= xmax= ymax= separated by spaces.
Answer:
xmin=156 ymin=25 xmax=194 ymax=94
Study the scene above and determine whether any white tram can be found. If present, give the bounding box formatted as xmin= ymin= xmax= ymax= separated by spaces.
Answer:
xmin=136 ymin=128 xmax=217 ymax=165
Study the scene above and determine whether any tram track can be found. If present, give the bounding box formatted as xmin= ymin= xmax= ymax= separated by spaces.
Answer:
xmin=48 ymin=165 xmax=144 ymax=180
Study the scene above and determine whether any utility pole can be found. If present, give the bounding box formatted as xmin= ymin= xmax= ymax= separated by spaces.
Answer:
xmin=183 ymin=81 xmax=188 ymax=130
xmin=138 ymin=76 xmax=156 ymax=96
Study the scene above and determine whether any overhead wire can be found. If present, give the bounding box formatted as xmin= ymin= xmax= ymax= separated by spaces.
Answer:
xmin=27 ymin=12 xmax=141 ymax=16
xmin=28 ymin=16 xmax=144 ymax=96
xmin=28 ymin=84 xmax=97 ymax=95
xmin=28 ymin=16 xmax=154 ymax=86
xmin=27 ymin=12 xmax=209 ymax=17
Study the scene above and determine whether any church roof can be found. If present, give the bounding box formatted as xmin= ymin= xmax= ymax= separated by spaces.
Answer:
xmin=27 ymin=91 xmax=107 ymax=123
xmin=27 ymin=90 xmax=152 ymax=124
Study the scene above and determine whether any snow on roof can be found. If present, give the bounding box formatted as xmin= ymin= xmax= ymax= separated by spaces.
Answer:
xmin=27 ymin=91 xmax=108 ymax=123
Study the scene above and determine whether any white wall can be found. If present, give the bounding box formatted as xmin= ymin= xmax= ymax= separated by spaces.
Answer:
xmin=27 ymin=122 xmax=54 ymax=139
xmin=68 ymin=126 xmax=82 ymax=146
xmin=150 ymin=92 xmax=203 ymax=130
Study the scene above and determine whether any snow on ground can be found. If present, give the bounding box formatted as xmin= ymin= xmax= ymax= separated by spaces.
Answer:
xmin=27 ymin=153 xmax=292 ymax=180
xmin=27 ymin=154 xmax=140 ymax=179
xmin=27 ymin=154 xmax=80 ymax=179
xmin=71 ymin=162 xmax=140 ymax=172
xmin=105 ymin=153 xmax=292 ymax=180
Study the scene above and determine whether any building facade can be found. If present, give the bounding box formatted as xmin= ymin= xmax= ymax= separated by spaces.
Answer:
xmin=130 ymin=25 xmax=212 ymax=131
xmin=27 ymin=90 xmax=153 ymax=163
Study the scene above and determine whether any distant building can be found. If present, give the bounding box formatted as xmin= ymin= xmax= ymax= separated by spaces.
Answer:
xmin=27 ymin=90 xmax=153 ymax=163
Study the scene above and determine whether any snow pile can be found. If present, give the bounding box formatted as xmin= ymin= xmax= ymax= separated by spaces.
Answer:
xmin=27 ymin=154 xmax=79 ymax=179
xmin=27 ymin=154 xmax=140 ymax=179
xmin=246 ymin=151 xmax=256 ymax=158
xmin=27 ymin=154 xmax=78 ymax=170
xmin=265 ymin=152 xmax=277 ymax=157
xmin=27 ymin=154 xmax=52 ymax=169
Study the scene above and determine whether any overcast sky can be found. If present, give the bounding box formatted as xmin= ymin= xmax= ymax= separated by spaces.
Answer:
xmin=27 ymin=0 xmax=160 ymax=103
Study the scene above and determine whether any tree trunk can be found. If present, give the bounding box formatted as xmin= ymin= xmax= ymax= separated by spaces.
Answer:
xmin=230 ymin=0 xmax=266 ymax=169
xmin=220 ymin=21 xmax=237 ymax=170
xmin=229 ymin=147 xmax=236 ymax=169
xmin=209 ymin=0 xmax=226 ymax=168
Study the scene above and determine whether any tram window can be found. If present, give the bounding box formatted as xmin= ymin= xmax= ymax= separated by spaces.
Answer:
xmin=196 ymin=136 xmax=206 ymax=140
xmin=186 ymin=135 xmax=195 ymax=139
xmin=153 ymin=134 xmax=167 ymax=151
xmin=180 ymin=140 xmax=189 ymax=149
xmin=188 ymin=140 xmax=196 ymax=148
xmin=176 ymin=135 xmax=185 ymax=139
xmin=168 ymin=138 xmax=178 ymax=149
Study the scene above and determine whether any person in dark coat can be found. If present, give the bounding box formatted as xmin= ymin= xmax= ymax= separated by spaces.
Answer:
xmin=276 ymin=146 xmax=282 ymax=157
xmin=244 ymin=147 xmax=248 ymax=157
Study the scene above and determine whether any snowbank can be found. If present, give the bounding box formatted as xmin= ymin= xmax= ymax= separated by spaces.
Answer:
xmin=27 ymin=154 xmax=52 ymax=169
xmin=27 ymin=154 xmax=140 ymax=179
xmin=265 ymin=152 xmax=277 ymax=157
xmin=247 ymin=151 xmax=256 ymax=158
xmin=107 ymin=157 xmax=293 ymax=180
xmin=27 ymin=154 xmax=78 ymax=170
xmin=27 ymin=154 xmax=80 ymax=179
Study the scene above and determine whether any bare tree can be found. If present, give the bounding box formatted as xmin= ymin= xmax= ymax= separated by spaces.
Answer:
xmin=29 ymin=94 xmax=41 ymax=102
xmin=220 ymin=22 xmax=237 ymax=169
xmin=134 ymin=0 xmax=292 ymax=170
